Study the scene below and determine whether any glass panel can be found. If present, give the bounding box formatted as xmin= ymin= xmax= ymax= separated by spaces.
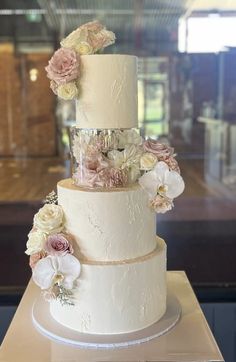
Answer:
xmin=179 ymin=16 xmax=236 ymax=53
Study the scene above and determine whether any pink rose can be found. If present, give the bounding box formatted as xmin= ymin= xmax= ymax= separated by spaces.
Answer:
xmin=74 ymin=167 xmax=106 ymax=188
xmin=29 ymin=251 xmax=46 ymax=269
xmin=80 ymin=20 xmax=104 ymax=32
xmin=143 ymin=139 xmax=174 ymax=161
xmin=165 ymin=157 xmax=180 ymax=174
xmin=74 ymin=166 xmax=128 ymax=189
xmin=76 ymin=149 xmax=111 ymax=188
xmin=45 ymin=234 xmax=73 ymax=256
xmin=106 ymin=168 xmax=128 ymax=187
xmin=45 ymin=48 xmax=80 ymax=85
xmin=88 ymin=29 xmax=115 ymax=52
xmin=150 ymin=195 xmax=174 ymax=214
xmin=81 ymin=21 xmax=115 ymax=51
xmin=84 ymin=150 xmax=109 ymax=172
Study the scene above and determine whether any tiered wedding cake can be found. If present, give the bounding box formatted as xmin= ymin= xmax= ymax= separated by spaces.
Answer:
xmin=25 ymin=21 xmax=184 ymax=335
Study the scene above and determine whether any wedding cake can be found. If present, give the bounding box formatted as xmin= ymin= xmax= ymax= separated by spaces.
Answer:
xmin=25 ymin=21 xmax=185 ymax=335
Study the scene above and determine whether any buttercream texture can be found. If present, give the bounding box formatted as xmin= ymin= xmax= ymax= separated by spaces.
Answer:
xmin=50 ymin=237 xmax=167 ymax=334
xmin=76 ymin=55 xmax=138 ymax=129
xmin=57 ymin=179 xmax=157 ymax=262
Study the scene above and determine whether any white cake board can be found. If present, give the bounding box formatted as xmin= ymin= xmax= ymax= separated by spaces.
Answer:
xmin=32 ymin=293 xmax=181 ymax=349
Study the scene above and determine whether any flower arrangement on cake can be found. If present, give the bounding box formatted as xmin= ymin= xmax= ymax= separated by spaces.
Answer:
xmin=25 ymin=194 xmax=80 ymax=305
xmin=71 ymin=128 xmax=184 ymax=213
xmin=45 ymin=21 xmax=115 ymax=100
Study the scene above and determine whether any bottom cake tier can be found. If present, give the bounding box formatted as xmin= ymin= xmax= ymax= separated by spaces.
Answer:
xmin=50 ymin=237 xmax=166 ymax=335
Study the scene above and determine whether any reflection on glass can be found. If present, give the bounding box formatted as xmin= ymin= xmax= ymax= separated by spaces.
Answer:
xmin=138 ymin=58 xmax=169 ymax=139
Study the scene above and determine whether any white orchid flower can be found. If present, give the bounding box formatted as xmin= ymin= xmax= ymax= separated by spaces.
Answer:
xmin=25 ymin=230 xmax=47 ymax=256
xmin=32 ymin=254 xmax=81 ymax=290
xmin=139 ymin=161 xmax=185 ymax=200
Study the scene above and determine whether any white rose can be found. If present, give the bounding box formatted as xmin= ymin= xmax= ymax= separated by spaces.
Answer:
xmin=57 ymin=82 xmax=78 ymax=100
xmin=100 ymin=29 xmax=116 ymax=48
xmin=75 ymin=41 xmax=93 ymax=55
xmin=118 ymin=130 xmax=142 ymax=149
xmin=60 ymin=27 xmax=87 ymax=51
xmin=25 ymin=231 xmax=47 ymax=256
xmin=140 ymin=152 xmax=157 ymax=171
xmin=34 ymin=204 xmax=64 ymax=234
xmin=128 ymin=165 xmax=141 ymax=183
xmin=108 ymin=145 xmax=142 ymax=169
xmin=108 ymin=149 xmax=124 ymax=168
xmin=108 ymin=145 xmax=141 ymax=184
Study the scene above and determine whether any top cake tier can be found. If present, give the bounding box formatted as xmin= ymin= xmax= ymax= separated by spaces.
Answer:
xmin=76 ymin=54 xmax=138 ymax=129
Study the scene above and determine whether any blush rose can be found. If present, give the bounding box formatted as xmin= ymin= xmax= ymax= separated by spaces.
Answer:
xmin=45 ymin=47 xmax=80 ymax=85
xmin=45 ymin=233 xmax=73 ymax=256
xmin=29 ymin=251 xmax=46 ymax=269
xmin=143 ymin=139 xmax=174 ymax=161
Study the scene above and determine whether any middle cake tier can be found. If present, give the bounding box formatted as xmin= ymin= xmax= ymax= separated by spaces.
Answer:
xmin=57 ymin=179 xmax=157 ymax=262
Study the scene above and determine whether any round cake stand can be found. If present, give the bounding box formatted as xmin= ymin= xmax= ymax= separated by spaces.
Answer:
xmin=32 ymin=293 xmax=181 ymax=349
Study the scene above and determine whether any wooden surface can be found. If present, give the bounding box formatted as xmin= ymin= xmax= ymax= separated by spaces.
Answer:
xmin=0 ymin=157 xmax=70 ymax=202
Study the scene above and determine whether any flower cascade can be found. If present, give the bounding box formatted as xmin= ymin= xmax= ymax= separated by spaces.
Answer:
xmin=45 ymin=21 xmax=115 ymax=100
xmin=25 ymin=194 xmax=81 ymax=305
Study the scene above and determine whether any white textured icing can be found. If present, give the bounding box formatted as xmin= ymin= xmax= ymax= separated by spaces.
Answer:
xmin=76 ymin=55 xmax=138 ymax=129
xmin=57 ymin=179 xmax=157 ymax=262
xmin=50 ymin=237 xmax=166 ymax=334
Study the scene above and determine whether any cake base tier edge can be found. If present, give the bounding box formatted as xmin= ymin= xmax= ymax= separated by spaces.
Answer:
xmin=32 ymin=293 xmax=181 ymax=349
